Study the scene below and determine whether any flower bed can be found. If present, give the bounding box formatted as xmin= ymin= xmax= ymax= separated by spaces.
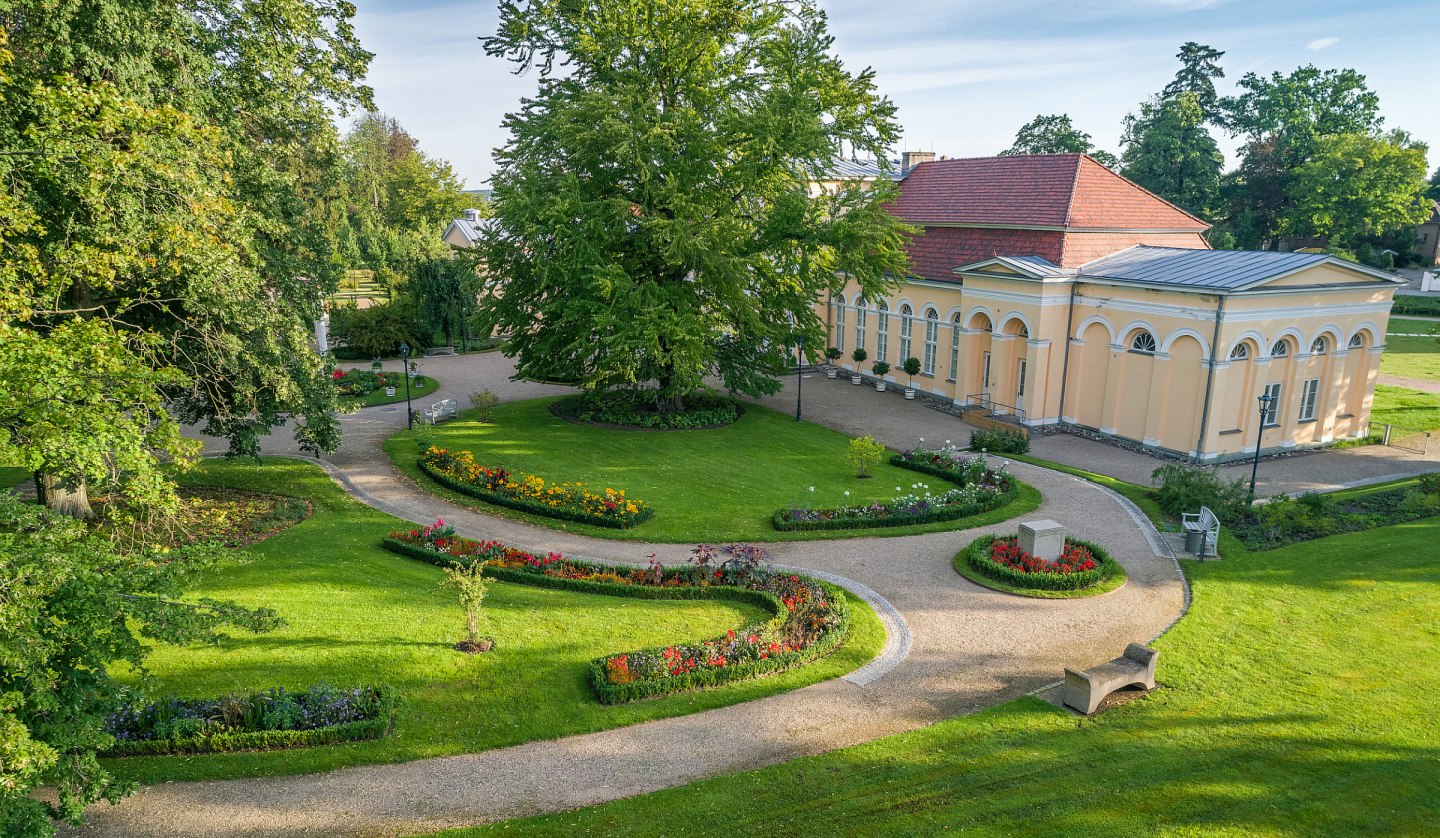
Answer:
xmin=418 ymin=446 xmax=653 ymax=528
xmin=382 ymin=524 xmax=848 ymax=704
xmin=332 ymin=368 xmax=418 ymax=396
xmin=773 ymin=446 xmax=1016 ymax=532
xmin=963 ymin=534 xmax=1118 ymax=592
xmin=103 ymin=684 xmax=398 ymax=756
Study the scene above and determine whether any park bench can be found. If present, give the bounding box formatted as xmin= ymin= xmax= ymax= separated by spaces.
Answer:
xmin=1062 ymin=643 xmax=1158 ymax=715
xmin=421 ymin=399 xmax=458 ymax=424
xmin=1182 ymin=505 xmax=1220 ymax=558
xmin=425 ymin=346 xmax=457 ymax=357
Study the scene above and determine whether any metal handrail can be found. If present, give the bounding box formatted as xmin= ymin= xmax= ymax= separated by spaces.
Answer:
xmin=963 ymin=393 xmax=1027 ymax=423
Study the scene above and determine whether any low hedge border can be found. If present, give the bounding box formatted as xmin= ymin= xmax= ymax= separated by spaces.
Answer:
xmin=770 ymin=454 xmax=1019 ymax=533
xmin=551 ymin=394 xmax=742 ymax=431
xmin=961 ymin=534 xmax=1120 ymax=593
xmin=417 ymin=459 xmax=655 ymax=529
xmin=103 ymin=688 xmax=400 ymax=757
xmin=380 ymin=538 xmax=849 ymax=704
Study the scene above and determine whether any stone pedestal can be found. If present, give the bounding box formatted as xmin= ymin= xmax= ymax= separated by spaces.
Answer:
xmin=1019 ymin=519 xmax=1066 ymax=561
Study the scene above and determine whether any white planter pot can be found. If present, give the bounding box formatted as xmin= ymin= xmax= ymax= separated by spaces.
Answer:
xmin=826 ymin=368 xmax=837 ymax=379
xmin=851 ymin=375 xmax=863 ymax=385
xmin=904 ymin=388 xmax=916 ymax=400
xmin=385 ymin=387 xmax=396 ymax=397
xmin=875 ymin=382 xmax=886 ymax=392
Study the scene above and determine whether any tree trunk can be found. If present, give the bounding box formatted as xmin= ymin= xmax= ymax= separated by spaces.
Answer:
xmin=37 ymin=472 xmax=94 ymax=519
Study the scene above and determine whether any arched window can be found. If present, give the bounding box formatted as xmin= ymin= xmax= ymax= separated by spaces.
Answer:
xmin=899 ymin=304 xmax=914 ymax=362
xmin=1130 ymin=331 xmax=1157 ymax=354
xmin=949 ymin=312 xmax=963 ymax=381
xmin=834 ymin=295 xmax=846 ymax=353
xmin=876 ymin=301 xmax=890 ymax=362
xmin=1271 ymin=339 xmax=1290 ymax=358
xmin=855 ymin=299 xmax=867 ymax=354
xmin=1229 ymin=343 xmax=1250 ymax=361
xmin=1310 ymin=336 xmax=1328 ymax=355
xmin=1348 ymin=333 xmax=1365 ymax=349
xmin=1017 ymin=323 xmax=1029 ymax=339
xmin=922 ymin=307 xmax=939 ymax=375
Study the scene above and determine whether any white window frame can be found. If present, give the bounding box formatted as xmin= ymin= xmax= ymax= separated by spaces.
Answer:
xmin=855 ymin=303 xmax=867 ymax=354
xmin=1271 ymin=340 xmax=1290 ymax=358
xmin=1299 ymin=378 xmax=1320 ymax=422
xmin=899 ymin=304 xmax=913 ymax=363
xmin=948 ymin=314 xmax=962 ymax=381
xmin=876 ymin=303 xmax=889 ymax=363
xmin=1229 ymin=344 xmax=1249 ymax=361
xmin=1130 ymin=331 xmax=1157 ymax=354
xmin=1261 ymin=382 xmax=1282 ymax=427
xmin=834 ymin=298 xmax=846 ymax=353
xmin=1016 ymin=358 xmax=1027 ymax=403
xmin=1310 ymin=337 xmax=1327 ymax=355
xmin=922 ymin=308 xmax=938 ymax=375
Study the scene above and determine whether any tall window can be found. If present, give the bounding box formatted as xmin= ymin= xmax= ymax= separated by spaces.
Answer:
xmin=1130 ymin=330 xmax=1157 ymax=354
xmin=1299 ymin=379 xmax=1320 ymax=421
xmin=949 ymin=313 xmax=962 ymax=381
xmin=834 ymin=295 xmax=846 ymax=353
xmin=855 ymin=301 xmax=867 ymax=354
xmin=1016 ymin=358 xmax=1027 ymax=403
xmin=922 ymin=307 xmax=938 ymax=375
xmin=1261 ymin=382 xmax=1282 ymax=426
xmin=899 ymin=304 xmax=913 ymax=362
xmin=876 ymin=302 xmax=889 ymax=362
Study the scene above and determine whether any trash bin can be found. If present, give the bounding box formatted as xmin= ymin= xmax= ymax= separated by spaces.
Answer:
xmin=1184 ymin=528 xmax=1205 ymax=555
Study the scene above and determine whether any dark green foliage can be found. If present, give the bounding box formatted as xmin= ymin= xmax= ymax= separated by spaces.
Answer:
xmin=968 ymin=428 xmax=1030 ymax=455
xmin=1229 ymin=485 xmax=1440 ymax=551
xmin=1151 ymin=463 xmax=1253 ymax=521
xmin=555 ymin=393 xmax=740 ymax=430
xmin=1392 ymin=296 xmax=1440 ymax=317
xmin=416 ymin=459 xmax=655 ymax=529
xmin=328 ymin=299 xmax=431 ymax=359
xmin=1161 ymin=42 xmax=1226 ymax=119
xmin=1000 ymin=114 xmax=1119 ymax=167
xmin=1121 ymin=92 xmax=1223 ymax=219
xmin=963 ymin=535 xmax=1118 ymax=592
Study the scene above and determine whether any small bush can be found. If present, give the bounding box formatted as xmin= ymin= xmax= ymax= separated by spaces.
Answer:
xmin=556 ymin=392 xmax=738 ymax=430
xmin=968 ymin=427 xmax=1029 ymax=455
xmin=851 ymin=347 xmax=868 ymax=365
xmin=469 ymin=389 xmax=501 ymax=422
xmin=847 ymin=435 xmax=885 ymax=478
xmin=1151 ymin=463 xmax=1252 ymax=522
xmin=1418 ymin=472 xmax=1440 ymax=496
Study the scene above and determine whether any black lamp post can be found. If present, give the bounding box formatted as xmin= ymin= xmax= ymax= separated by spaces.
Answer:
xmin=795 ymin=335 xmax=804 ymax=422
xmin=400 ymin=342 xmax=414 ymax=430
xmin=1249 ymin=393 xmax=1273 ymax=497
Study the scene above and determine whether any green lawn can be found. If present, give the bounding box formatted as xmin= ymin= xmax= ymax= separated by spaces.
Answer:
xmin=340 ymin=373 xmax=442 ymax=408
xmin=1370 ymin=384 xmax=1440 ymax=431
xmin=109 ymin=457 xmax=886 ymax=785
xmin=0 ymin=466 xmax=28 ymax=489
xmin=1379 ymin=326 xmax=1440 ymax=382
xmin=386 ymin=398 xmax=1038 ymax=543
xmin=458 ymin=490 xmax=1440 ymax=836
xmin=1386 ymin=317 xmax=1438 ymax=335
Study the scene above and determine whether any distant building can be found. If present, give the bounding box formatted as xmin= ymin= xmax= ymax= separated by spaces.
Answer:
xmin=822 ymin=154 xmax=1401 ymax=462
xmin=1417 ymin=201 xmax=1440 ymax=266
xmin=443 ymin=208 xmax=487 ymax=248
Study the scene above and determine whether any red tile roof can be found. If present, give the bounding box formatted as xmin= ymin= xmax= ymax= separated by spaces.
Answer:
xmin=888 ymin=154 xmax=1209 ymax=232
xmin=906 ymin=227 xmax=1064 ymax=281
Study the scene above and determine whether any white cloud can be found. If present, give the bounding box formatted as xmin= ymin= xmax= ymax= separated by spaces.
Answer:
xmin=1307 ymin=36 xmax=1341 ymax=50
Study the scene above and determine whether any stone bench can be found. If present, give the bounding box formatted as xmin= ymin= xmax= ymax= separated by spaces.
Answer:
xmin=1062 ymin=643 xmax=1158 ymax=715
xmin=425 ymin=346 xmax=457 ymax=356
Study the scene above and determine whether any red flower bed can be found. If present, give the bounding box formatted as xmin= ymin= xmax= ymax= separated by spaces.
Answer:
xmin=988 ymin=537 xmax=1097 ymax=575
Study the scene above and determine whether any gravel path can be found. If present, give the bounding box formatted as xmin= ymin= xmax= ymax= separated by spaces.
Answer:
xmin=67 ymin=355 xmax=1187 ymax=837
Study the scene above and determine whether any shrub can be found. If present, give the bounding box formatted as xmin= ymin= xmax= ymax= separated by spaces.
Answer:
xmin=442 ymin=558 xmax=492 ymax=647
xmin=1418 ymin=472 xmax=1440 ymax=496
xmin=901 ymin=356 xmax=921 ymax=386
xmin=1151 ymin=463 xmax=1252 ymax=522
xmin=871 ymin=361 xmax=890 ymax=378
xmin=964 ymin=534 xmax=1117 ymax=592
xmin=851 ymin=347 xmax=868 ymax=365
xmin=825 ymin=347 xmax=843 ymax=364
xmin=555 ymin=392 xmax=739 ymax=430
xmin=1392 ymin=295 xmax=1440 ymax=317
xmin=469 ymin=389 xmax=501 ymax=422
xmin=968 ymin=427 xmax=1029 ymax=455
xmin=847 ymin=435 xmax=886 ymax=478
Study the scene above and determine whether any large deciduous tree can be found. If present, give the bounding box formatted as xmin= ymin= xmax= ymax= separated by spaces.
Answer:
xmin=1288 ymin=130 xmax=1429 ymax=245
xmin=478 ymin=0 xmax=914 ymax=410
xmin=1000 ymin=113 xmax=1119 ymax=167
xmin=1121 ymin=92 xmax=1224 ymax=219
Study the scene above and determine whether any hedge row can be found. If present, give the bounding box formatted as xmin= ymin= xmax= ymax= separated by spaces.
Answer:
xmin=963 ymin=534 xmax=1118 ymax=592
xmin=1392 ymin=295 xmax=1440 ymax=317
xmin=380 ymin=539 xmax=850 ymax=704
xmin=417 ymin=459 xmax=655 ymax=529
xmin=104 ymin=688 xmax=399 ymax=757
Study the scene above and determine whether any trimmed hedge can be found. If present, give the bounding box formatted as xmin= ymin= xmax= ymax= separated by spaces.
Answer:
xmin=380 ymin=538 xmax=850 ymax=704
xmin=1392 ymin=295 xmax=1440 ymax=317
xmin=103 ymin=686 xmax=399 ymax=757
xmin=553 ymin=393 xmax=740 ymax=430
xmin=963 ymin=534 xmax=1118 ymax=592
xmin=417 ymin=458 xmax=655 ymax=529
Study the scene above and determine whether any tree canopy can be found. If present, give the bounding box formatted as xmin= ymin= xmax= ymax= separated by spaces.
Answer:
xmin=1121 ymin=92 xmax=1224 ymax=219
xmin=1000 ymin=113 xmax=1119 ymax=167
xmin=1161 ymin=42 xmax=1226 ymax=119
xmin=478 ymin=0 xmax=913 ymax=408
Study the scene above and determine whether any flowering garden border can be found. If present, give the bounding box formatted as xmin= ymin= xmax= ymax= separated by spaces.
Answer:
xmin=418 ymin=447 xmax=654 ymax=529
xmin=960 ymin=534 xmax=1122 ymax=594
xmin=103 ymin=685 xmax=399 ymax=757
xmin=771 ymin=450 xmax=1019 ymax=532
xmin=381 ymin=530 xmax=850 ymax=704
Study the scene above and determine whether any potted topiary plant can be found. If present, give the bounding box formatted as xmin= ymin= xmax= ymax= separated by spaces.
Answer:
xmin=825 ymin=347 xmax=842 ymax=378
xmin=871 ymin=360 xmax=890 ymax=392
xmin=850 ymin=347 xmax=867 ymax=384
xmin=902 ymin=356 xmax=922 ymax=399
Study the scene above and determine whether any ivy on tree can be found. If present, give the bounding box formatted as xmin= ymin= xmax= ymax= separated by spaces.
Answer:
xmin=477 ymin=0 xmax=914 ymax=410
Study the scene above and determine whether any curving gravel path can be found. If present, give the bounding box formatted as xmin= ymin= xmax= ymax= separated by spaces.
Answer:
xmin=66 ymin=354 xmax=1187 ymax=837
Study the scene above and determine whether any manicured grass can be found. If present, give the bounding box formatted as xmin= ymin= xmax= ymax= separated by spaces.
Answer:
xmin=1370 ymin=384 xmax=1440 ymax=431
xmin=458 ymin=499 xmax=1440 ymax=836
xmin=1387 ymin=317 xmax=1438 ymax=334
xmin=1379 ymin=326 xmax=1440 ymax=382
xmin=388 ymin=398 xmax=1039 ymax=542
xmin=0 ymin=466 xmax=28 ymax=489
xmin=108 ymin=457 xmax=887 ymax=785
xmin=951 ymin=541 xmax=1128 ymax=599
xmin=340 ymin=373 xmax=441 ymax=408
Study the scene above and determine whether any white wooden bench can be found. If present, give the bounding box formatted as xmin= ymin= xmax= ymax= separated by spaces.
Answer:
xmin=1182 ymin=505 xmax=1220 ymax=557
xmin=1063 ymin=643 xmax=1158 ymax=715
xmin=421 ymin=398 xmax=458 ymax=424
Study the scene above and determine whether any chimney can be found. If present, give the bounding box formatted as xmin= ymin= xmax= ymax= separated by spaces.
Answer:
xmin=901 ymin=151 xmax=936 ymax=174
xmin=462 ymin=208 xmax=481 ymax=223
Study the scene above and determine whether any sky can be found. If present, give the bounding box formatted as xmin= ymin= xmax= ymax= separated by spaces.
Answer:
xmin=346 ymin=0 xmax=1440 ymax=189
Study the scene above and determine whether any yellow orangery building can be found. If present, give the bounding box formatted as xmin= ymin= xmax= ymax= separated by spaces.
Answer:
xmin=825 ymin=154 xmax=1402 ymax=463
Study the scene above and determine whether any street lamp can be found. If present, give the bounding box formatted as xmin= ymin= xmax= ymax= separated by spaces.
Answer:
xmin=795 ymin=334 xmax=804 ymax=422
xmin=399 ymin=342 xmax=414 ymax=430
xmin=1249 ymin=392 xmax=1274 ymax=497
